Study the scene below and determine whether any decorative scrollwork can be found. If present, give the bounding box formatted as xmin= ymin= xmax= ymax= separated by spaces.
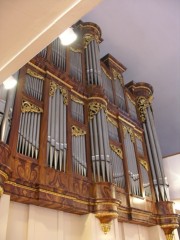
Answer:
xmin=110 ymin=144 xmax=123 ymax=159
xmin=70 ymin=47 xmax=82 ymax=53
xmin=112 ymin=68 xmax=124 ymax=85
xmin=107 ymin=116 xmax=118 ymax=127
xmin=101 ymin=223 xmax=111 ymax=235
xmin=49 ymin=81 xmax=68 ymax=105
xmin=123 ymin=125 xmax=135 ymax=143
xmin=27 ymin=69 xmax=44 ymax=80
xmin=83 ymin=34 xmax=99 ymax=48
xmin=59 ymin=87 xmax=68 ymax=105
xmin=71 ymin=95 xmax=84 ymax=105
xmin=89 ymin=102 xmax=107 ymax=120
xmin=139 ymin=158 xmax=149 ymax=171
xmin=21 ymin=101 xmax=43 ymax=113
xmin=136 ymin=96 xmax=148 ymax=123
xmin=49 ymin=81 xmax=58 ymax=96
xmin=72 ymin=125 xmax=86 ymax=136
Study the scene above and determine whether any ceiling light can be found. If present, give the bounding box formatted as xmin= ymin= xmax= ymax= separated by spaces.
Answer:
xmin=3 ymin=75 xmax=17 ymax=89
xmin=59 ymin=27 xmax=77 ymax=46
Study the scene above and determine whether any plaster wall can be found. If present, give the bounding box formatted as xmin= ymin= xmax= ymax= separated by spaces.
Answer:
xmin=0 ymin=194 xmax=170 ymax=240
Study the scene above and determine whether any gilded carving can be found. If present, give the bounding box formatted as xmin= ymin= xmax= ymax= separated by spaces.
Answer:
xmin=128 ymin=127 xmax=135 ymax=143
xmin=49 ymin=81 xmax=58 ymax=96
xmin=71 ymin=95 xmax=84 ymax=105
xmin=101 ymin=223 xmax=111 ymax=235
xmin=112 ymin=68 xmax=124 ymax=85
xmin=89 ymin=102 xmax=107 ymax=120
xmin=165 ymin=234 xmax=174 ymax=240
xmin=123 ymin=125 xmax=135 ymax=142
xmin=102 ymin=66 xmax=112 ymax=80
xmin=21 ymin=101 xmax=43 ymax=113
xmin=70 ymin=47 xmax=82 ymax=53
xmin=83 ymin=34 xmax=99 ymax=48
xmin=136 ymin=96 xmax=148 ymax=122
xmin=139 ymin=158 xmax=149 ymax=171
xmin=110 ymin=144 xmax=123 ymax=159
xmin=49 ymin=81 xmax=68 ymax=105
xmin=72 ymin=125 xmax=86 ymax=136
xmin=60 ymin=87 xmax=68 ymax=105
xmin=107 ymin=116 xmax=118 ymax=127
xmin=27 ymin=68 xmax=44 ymax=80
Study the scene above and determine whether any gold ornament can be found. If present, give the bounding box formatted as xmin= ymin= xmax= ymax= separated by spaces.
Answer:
xmin=110 ymin=144 xmax=123 ymax=159
xmin=136 ymin=96 xmax=148 ymax=122
xmin=71 ymin=95 xmax=84 ymax=105
xmin=21 ymin=101 xmax=43 ymax=113
xmin=49 ymin=81 xmax=68 ymax=105
xmin=27 ymin=69 xmax=44 ymax=80
xmin=49 ymin=81 xmax=58 ymax=96
xmin=101 ymin=223 xmax=111 ymax=235
xmin=70 ymin=47 xmax=82 ymax=53
xmin=83 ymin=34 xmax=99 ymax=48
xmin=123 ymin=125 xmax=135 ymax=143
xmin=139 ymin=158 xmax=149 ymax=171
xmin=112 ymin=68 xmax=124 ymax=85
xmin=72 ymin=125 xmax=86 ymax=136
xmin=89 ymin=102 xmax=107 ymax=120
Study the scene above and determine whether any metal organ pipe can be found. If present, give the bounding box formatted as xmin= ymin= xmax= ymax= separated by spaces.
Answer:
xmin=145 ymin=107 xmax=169 ymax=201
xmin=72 ymin=125 xmax=87 ymax=177
xmin=51 ymin=39 xmax=66 ymax=71
xmin=47 ymin=83 xmax=67 ymax=171
xmin=69 ymin=49 xmax=82 ymax=82
xmin=89 ymin=103 xmax=112 ymax=182
xmin=110 ymin=147 xmax=125 ymax=189
xmin=124 ymin=129 xmax=140 ymax=196
xmin=85 ymin=39 xmax=102 ymax=86
xmin=114 ymin=77 xmax=126 ymax=111
xmin=17 ymin=101 xmax=43 ymax=159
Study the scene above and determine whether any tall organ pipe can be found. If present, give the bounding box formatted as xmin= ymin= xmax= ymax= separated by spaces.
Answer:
xmin=89 ymin=103 xmax=111 ymax=182
xmin=85 ymin=39 xmax=102 ymax=86
xmin=144 ymin=107 xmax=169 ymax=201
xmin=47 ymin=85 xmax=67 ymax=171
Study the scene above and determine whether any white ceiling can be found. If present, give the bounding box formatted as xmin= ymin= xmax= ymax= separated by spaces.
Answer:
xmin=83 ymin=0 xmax=180 ymax=157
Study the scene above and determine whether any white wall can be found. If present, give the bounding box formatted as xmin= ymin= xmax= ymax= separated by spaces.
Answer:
xmin=0 ymin=195 xmax=169 ymax=240
xmin=163 ymin=154 xmax=180 ymax=201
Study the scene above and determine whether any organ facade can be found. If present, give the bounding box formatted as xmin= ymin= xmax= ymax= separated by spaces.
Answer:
xmin=0 ymin=21 xmax=178 ymax=239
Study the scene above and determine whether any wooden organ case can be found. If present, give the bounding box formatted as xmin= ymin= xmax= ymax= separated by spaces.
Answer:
xmin=0 ymin=21 xmax=178 ymax=238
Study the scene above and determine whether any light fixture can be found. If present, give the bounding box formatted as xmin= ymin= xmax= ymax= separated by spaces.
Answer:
xmin=59 ymin=27 xmax=77 ymax=46
xmin=3 ymin=75 xmax=17 ymax=89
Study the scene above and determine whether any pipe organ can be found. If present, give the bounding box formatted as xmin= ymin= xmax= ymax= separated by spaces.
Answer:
xmin=0 ymin=21 xmax=178 ymax=239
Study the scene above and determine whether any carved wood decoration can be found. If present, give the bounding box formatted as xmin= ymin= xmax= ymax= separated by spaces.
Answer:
xmin=0 ymin=20 xmax=178 ymax=235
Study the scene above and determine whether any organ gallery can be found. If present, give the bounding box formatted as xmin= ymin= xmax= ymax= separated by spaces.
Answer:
xmin=0 ymin=21 xmax=178 ymax=240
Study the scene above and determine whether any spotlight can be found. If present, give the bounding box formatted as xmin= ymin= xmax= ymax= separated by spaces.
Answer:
xmin=59 ymin=27 xmax=77 ymax=46
xmin=3 ymin=75 xmax=17 ymax=89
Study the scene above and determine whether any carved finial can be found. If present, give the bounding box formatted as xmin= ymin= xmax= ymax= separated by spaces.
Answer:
xmin=101 ymin=223 xmax=111 ymax=235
